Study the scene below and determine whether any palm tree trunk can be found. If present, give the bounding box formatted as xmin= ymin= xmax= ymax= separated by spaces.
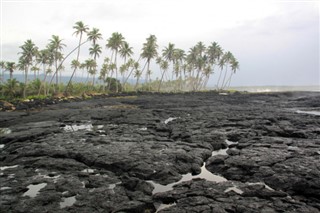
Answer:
xmin=216 ymin=68 xmax=223 ymax=90
xmin=65 ymin=34 xmax=86 ymax=93
xmin=158 ymin=69 xmax=165 ymax=92
xmin=135 ymin=76 xmax=140 ymax=90
xmin=220 ymin=65 xmax=228 ymax=91
xmin=23 ymin=68 xmax=28 ymax=98
xmin=114 ymin=50 xmax=119 ymax=93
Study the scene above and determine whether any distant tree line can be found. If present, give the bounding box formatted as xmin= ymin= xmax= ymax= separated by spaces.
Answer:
xmin=0 ymin=21 xmax=239 ymax=99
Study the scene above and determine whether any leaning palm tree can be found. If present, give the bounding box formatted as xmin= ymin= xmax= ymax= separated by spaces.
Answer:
xmin=207 ymin=42 xmax=223 ymax=88
xmin=141 ymin=35 xmax=158 ymax=90
xmin=65 ymin=21 xmax=89 ymax=93
xmin=18 ymin=39 xmax=38 ymax=98
xmin=89 ymin=44 xmax=102 ymax=86
xmin=87 ymin=27 xmax=102 ymax=45
xmin=48 ymin=35 xmax=66 ymax=92
xmin=220 ymin=51 xmax=234 ymax=90
xmin=225 ymin=58 xmax=239 ymax=88
xmin=106 ymin=32 xmax=125 ymax=93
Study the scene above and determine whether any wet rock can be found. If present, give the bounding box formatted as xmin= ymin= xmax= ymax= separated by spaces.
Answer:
xmin=0 ymin=91 xmax=319 ymax=212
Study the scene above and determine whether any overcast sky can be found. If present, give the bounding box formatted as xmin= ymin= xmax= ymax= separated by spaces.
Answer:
xmin=1 ymin=0 xmax=319 ymax=87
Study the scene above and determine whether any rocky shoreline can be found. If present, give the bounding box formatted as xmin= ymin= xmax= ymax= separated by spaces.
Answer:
xmin=1 ymin=91 xmax=319 ymax=212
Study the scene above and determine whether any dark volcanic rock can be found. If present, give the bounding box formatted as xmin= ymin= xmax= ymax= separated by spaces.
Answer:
xmin=1 ymin=91 xmax=319 ymax=212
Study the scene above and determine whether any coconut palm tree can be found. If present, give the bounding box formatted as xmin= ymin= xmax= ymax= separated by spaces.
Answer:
xmin=119 ymin=41 xmax=133 ymax=83
xmin=65 ymin=21 xmax=89 ymax=93
xmin=87 ymin=27 xmax=102 ymax=45
xmin=3 ymin=78 xmax=19 ymax=97
xmin=36 ymin=48 xmax=53 ymax=95
xmin=157 ymin=58 xmax=169 ymax=92
xmin=99 ymin=61 xmax=109 ymax=92
xmin=0 ymin=61 xmax=5 ymax=83
xmin=19 ymin=39 xmax=38 ymax=98
xmin=106 ymin=32 xmax=125 ymax=93
xmin=141 ymin=35 xmax=158 ymax=90
xmin=162 ymin=43 xmax=175 ymax=80
xmin=5 ymin=62 xmax=15 ymax=80
xmin=206 ymin=42 xmax=223 ymax=88
xmin=220 ymin=51 xmax=234 ymax=90
xmin=89 ymin=44 xmax=102 ymax=86
xmin=48 ymin=35 xmax=65 ymax=92
xmin=134 ymin=69 xmax=142 ymax=90
xmin=225 ymin=58 xmax=239 ymax=88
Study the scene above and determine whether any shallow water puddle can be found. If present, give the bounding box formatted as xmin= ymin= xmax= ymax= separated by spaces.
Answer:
xmin=296 ymin=110 xmax=320 ymax=116
xmin=0 ymin=165 xmax=19 ymax=170
xmin=63 ymin=123 xmax=93 ymax=132
xmin=60 ymin=196 xmax=76 ymax=208
xmin=247 ymin=182 xmax=275 ymax=191
xmin=81 ymin=168 xmax=95 ymax=173
xmin=0 ymin=128 xmax=11 ymax=136
xmin=156 ymin=202 xmax=176 ymax=212
xmin=164 ymin=117 xmax=178 ymax=124
xmin=63 ymin=123 xmax=105 ymax=132
xmin=148 ymin=140 xmax=237 ymax=194
xmin=148 ymin=163 xmax=227 ymax=194
xmin=224 ymin=186 xmax=243 ymax=194
xmin=108 ymin=181 xmax=121 ymax=193
xmin=23 ymin=183 xmax=47 ymax=198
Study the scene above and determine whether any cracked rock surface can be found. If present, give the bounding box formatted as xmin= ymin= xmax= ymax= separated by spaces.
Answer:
xmin=0 ymin=91 xmax=319 ymax=212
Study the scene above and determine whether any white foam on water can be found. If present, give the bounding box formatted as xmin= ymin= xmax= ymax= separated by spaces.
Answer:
xmin=23 ymin=183 xmax=47 ymax=198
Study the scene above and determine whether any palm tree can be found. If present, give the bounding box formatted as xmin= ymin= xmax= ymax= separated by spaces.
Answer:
xmin=19 ymin=39 xmax=38 ymax=98
xmin=226 ymin=58 xmax=239 ymax=88
xmin=119 ymin=41 xmax=133 ymax=84
xmin=48 ymin=35 xmax=66 ymax=92
xmin=36 ymin=48 xmax=53 ymax=95
xmin=106 ymin=32 xmax=125 ymax=92
xmin=0 ymin=61 xmax=5 ymax=83
xmin=206 ymin=42 xmax=223 ymax=88
xmin=134 ymin=69 xmax=142 ymax=90
xmin=157 ymin=58 xmax=169 ymax=92
xmin=5 ymin=62 xmax=15 ymax=80
xmin=162 ymin=43 xmax=175 ymax=80
xmin=89 ymin=44 xmax=102 ymax=86
xmin=99 ymin=61 xmax=109 ymax=92
xmin=141 ymin=35 xmax=158 ymax=90
xmin=220 ymin=51 xmax=234 ymax=90
xmin=66 ymin=21 xmax=89 ymax=93
xmin=31 ymin=66 xmax=39 ymax=80
xmin=87 ymin=27 xmax=102 ymax=45
xmin=3 ymin=78 xmax=19 ymax=97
